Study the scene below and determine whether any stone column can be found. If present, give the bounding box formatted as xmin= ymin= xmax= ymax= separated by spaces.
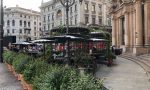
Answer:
xmin=135 ymin=0 xmax=143 ymax=46
xmin=144 ymin=0 xmax=150 ymax=46
xmin=124 ymin=12 xmax=130 ymax=46
xmin=130 ymin=11 xmax=133 ymax=47
xmin=112 ymin=15 xmax=116 ymax=46
xmin=116 ymin=18 xmax=119 ymax=48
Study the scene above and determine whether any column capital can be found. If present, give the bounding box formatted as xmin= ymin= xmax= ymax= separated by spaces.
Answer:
xmin=135 ymin=0 xmax=142 ymax=2
xmin=124 ymin=11 xmax=130 ymax=15
xmin=144 ymin=0 xmax=150 ymax=3
xmin=112 ymin=14 xmax=117 ymax=20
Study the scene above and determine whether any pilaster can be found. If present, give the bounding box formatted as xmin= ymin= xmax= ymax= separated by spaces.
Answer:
xmin=124 ymin=12 xmax=130 ymax=46
xmin=135 ymin=0 xmax=143 ymax=46
xmin=112 ymin=15 xmax=116 ymax=46
xmin=144 ymin=1 xmax=150 ymax=46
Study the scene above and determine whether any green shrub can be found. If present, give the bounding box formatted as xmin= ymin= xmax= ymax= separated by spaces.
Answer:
xmin=23 ymin=60 xmax=36 ymax=84
xmin=4 ymin=51 xmax=17 ymax=65
xmin=3 ymin=51 xmax=12 ymax=62
xmin=23 ymin=60 xmax=49 ymax=84
xmin=33 ymin=65 xmax=103 ymax=90
xmin=70 ymin=75 xmax=103 ymax=90
xmin=71 ymin=50 xmax=93 ymax=67
xmin=12 ymin=53 xmax=31 ymax=74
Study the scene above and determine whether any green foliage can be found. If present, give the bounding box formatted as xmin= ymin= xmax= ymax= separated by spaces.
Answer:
xmin=53 ymin=25 xmax=65 ymax=35
xmin=23 ymin=60 xmax=49 ymax=84
xmin=3 ymin=50 xmax=12 ymax=62
xmin=72 ymin=50 xmax=93 ymax=67
xmin=3 ymin=51 xmax=17 ymax=65
xmin=70 ymin=75 xmax=103 ymax=90
xmin=23 ymin=60 xmax=36 ymax=84
xmin=12 ymin=53 xmax=30 ymax=74
xmin=3 ymin=51 xmax=103 ymax=90
xmin=33 ymin=65 xmax=103 ymax=90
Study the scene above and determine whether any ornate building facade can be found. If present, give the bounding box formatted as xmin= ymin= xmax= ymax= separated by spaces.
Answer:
xmin=40 ymin=0 xmax=111 ymax=36
xmin=4 ymin=6 xmax=42 ymax=42
xmin=111 ymin=0 xmax=150 ymax=55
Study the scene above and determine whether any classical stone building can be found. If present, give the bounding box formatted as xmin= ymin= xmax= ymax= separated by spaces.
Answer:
xmin=4 ymin=6 xmax=42 ymax=42
xmin=111 ymin=0 xmax=150 ymax=55
xmin=40 ymin=0 xmax=111 ymax=36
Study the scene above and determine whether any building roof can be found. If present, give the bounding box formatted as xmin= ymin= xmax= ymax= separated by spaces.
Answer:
xmin=4 ymin=6 xmax=40 ymax=15
xmin=40 ymin=0 xmax=54 ymax=8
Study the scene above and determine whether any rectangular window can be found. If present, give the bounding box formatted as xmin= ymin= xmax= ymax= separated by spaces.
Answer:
xmin=34 ymin=32 xmax=36 ymax=36
xmin=48 ymin=15 xmax=50 ymax=21
xmin=34 ymin=22 xmax=36 ymax=25
xmin=7 ymin=29 xmax=9 ymax=33
xmin=52 ymin=14 xmax=54 ymax=21
xmin=39 ymin=22 xmax=41 ymax=26
xmin=92 ymin=18 xmax=95 ymax=24
xmin=48 ymin=24 xmax=50 ymax=30
xmin=12 ymin=29 xmax=15 ymax=33
xmin=28 ymin=22 xmax=30 ymax=27
xmin=75 ymin=4 xmax=77 ymax=11
xmin=24 ymin=29 xmax=26 ymax=34
xmin=34 ymin=27 xmax=36 ymax=30
xmin=99 ymin=5 xmax=102 ymax=14
xmin=28 ymin=30 xmax=30 ymax=34
xmin=99 ymin=18 xmax=102 ymax=25
xmin=48 ymin=7 xmax=50 ymax=11
xmin=39 ymin=28 xmax=41 ymax=31
xmin=20 ymin=20 xmax=22 ymax=26
xmin=70 ymin=7 xmax=72 ymax=14
xmin=85 ymin=17 xmax=89 ymax=24
xmin=70 ymin=18 xmax=72 ymax=25
xmin=44 ymin=25 xmax=46 ymax=31
xmin=75 ymin=16 xmax=77 ymax=25
xmin=85 ymin=3 xmax=88 ymax=11
xmin=92 ymin=5 xmax=95 ymax=12
xmin=52 ymin=23 xmax=54 ymax=28
xmin=52 ymin=6 xmax=54 ymax=9
xmin=19 ymin=29 xmax=22 ymax=34
xmin=44 ymin=15 xmax=46 ymax=22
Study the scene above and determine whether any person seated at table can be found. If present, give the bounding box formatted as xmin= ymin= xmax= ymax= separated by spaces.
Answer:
xmin=28 ymin=47 xmax=32 ymax=52
xmin=92 ymin=46 xmax=97 ymax=53
xmin=12 ymin=46 xmax=19 ymax=52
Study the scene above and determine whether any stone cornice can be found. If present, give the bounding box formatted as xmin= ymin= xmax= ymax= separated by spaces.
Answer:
xmin=144 ymin=0 xmax=150 ymax=3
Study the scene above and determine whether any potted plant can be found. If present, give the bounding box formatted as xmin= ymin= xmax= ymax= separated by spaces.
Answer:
xmin=71 ymin=50 xmax=95 ymax=75
xmin=105 ymin=51 xmax=116 ymax=66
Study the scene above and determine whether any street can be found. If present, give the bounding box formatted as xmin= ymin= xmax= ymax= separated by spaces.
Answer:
xmin=0 ymin=63 xmax=23 ymax=90
xmin=96 ymin=57 xmax=150 ymax=90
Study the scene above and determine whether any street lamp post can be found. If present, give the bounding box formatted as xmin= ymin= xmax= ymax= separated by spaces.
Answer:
xmin=59 ymin=0 xmax=82 ymax=64
xmin=0 ymin=0 xmax=3 ymax=63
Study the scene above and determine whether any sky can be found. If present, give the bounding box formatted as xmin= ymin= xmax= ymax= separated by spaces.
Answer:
xmin=4 ymin=0 xmax=50 ymax=11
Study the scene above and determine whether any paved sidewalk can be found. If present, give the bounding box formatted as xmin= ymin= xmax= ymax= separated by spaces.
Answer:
xmin=96 ymin=57 xmax=150 ymax=90
xmin=0 ymin=63 xmax=23 ymax=90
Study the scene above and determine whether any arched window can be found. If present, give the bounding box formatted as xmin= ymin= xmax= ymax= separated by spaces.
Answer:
xmin=12 ymin=20 xmax=15 ymax=26
xmin=119 ymin=0 xmax=123 ymax=4
xmin=28 ymin=22 xmax=30 ymax=27
xmin=56 ymin=10 xmax=62 ymax=18
xmin=7 ymin=20 xmax=10 ymax=26
xmin=20 ymin=20 xmax=22 ymax=26
xmin=24 ymin=21 xmax=26 ymax=27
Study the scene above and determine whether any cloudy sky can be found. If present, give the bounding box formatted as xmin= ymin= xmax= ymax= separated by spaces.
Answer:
xmin=4 ymin=0 xmax=50 ymax=11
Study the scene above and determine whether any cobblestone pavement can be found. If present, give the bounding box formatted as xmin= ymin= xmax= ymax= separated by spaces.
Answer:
xmin=96 ymin=57 xmax=150 ymax=90
xmin=0 ymin=63 xmax=23 ymax=90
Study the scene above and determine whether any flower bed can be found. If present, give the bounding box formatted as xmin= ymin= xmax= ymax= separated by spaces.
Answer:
xmin=3 ymin=50 xmax=103 ymax=90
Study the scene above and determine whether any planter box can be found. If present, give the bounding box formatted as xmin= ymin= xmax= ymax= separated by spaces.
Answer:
xmin=6 ymin=64 xmax=13 ymax=72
